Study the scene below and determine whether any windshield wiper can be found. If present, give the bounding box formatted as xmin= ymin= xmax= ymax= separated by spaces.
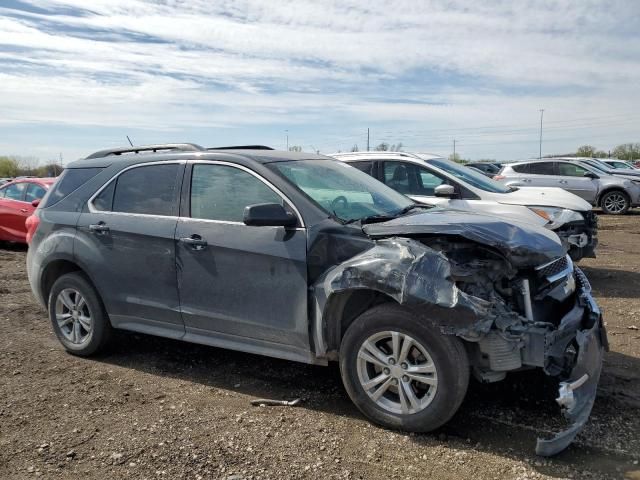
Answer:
xmin=395 ymin=204 xmax=431 ymax=216
xmin=344 ymin=204 xmax=431 ymax=225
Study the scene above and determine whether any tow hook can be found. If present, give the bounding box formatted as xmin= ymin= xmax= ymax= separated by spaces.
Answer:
xmin=556 ymin=373 xmax=589 ymax=411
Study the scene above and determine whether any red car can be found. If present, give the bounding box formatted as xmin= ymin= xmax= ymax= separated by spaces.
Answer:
xmin=0 ymin=178 xmax=56 ymax=243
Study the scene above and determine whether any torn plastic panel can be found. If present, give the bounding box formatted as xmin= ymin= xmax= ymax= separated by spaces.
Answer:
xmin=362 ymin=209 xmax=567 ymax=268
xmin=312 ymin=237 xmax=521 ymax=356
xmin=535 ymin=268 xmax=607 ymax=456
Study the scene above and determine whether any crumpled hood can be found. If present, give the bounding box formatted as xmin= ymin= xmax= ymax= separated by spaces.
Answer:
xmin=363 ymin=209 xmax=566 ymax=267
xmin=495 ymin=187 xmax=592 ymax=211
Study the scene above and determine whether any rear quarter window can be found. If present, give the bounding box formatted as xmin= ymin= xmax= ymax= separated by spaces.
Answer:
xmin=42 ymin=168 xmax=103 ymax=208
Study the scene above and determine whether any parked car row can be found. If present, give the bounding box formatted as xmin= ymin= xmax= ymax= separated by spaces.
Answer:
xmin=495 ymin=158 xmax=640 ymax=215
xmin=23 ymin=143 xmax=607 ymax=457
xmin=329 ymin=152 xmax=597 ymax=261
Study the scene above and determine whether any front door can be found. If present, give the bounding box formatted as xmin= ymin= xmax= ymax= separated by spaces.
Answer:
xmin=556 ymin=162 xmax=599 ymax=202
xmin=176 ymin=162 xmax=309 ymax=354
xmin=75 ymin=162 xmax=185 ymax=336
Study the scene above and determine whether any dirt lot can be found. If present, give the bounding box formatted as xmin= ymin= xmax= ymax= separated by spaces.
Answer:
xmin=1 ymin=213 xmax=639 ymax=480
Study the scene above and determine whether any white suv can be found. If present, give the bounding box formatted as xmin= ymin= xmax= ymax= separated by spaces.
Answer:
xmin=329 ymin=152 xmax=597 ymax=261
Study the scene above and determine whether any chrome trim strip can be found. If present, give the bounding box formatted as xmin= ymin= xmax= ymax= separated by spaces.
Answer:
xmin=86 ymin=159 xmax=305 ymax=228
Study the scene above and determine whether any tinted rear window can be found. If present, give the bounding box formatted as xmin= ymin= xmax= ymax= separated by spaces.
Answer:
xmin=108 ymin=164 xmax=179 ymax=216
xmin=42 ymin=168 xmax=103 ymax=208
xmin=511 ymin=164 xmax=530 ymax=173
xmin=528 ymin=162 xmax=555 ymax=175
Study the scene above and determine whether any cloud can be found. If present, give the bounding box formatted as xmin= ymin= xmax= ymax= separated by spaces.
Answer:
xmin=0 ymin=0 xmax=639 ymax=160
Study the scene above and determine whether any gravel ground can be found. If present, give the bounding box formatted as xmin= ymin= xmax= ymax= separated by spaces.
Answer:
xmin=1 ymin=212 xmax=639 ymax=480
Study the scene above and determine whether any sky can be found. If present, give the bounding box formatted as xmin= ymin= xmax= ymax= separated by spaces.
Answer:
xmin=1 ymin=0 xmax=639 ymax=164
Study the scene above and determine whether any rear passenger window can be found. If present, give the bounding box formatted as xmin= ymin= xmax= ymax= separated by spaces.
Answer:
xmin=528 ymin=162 xmax=555 ymax=175
xmin=349 ymin=161 xmax=375 ymax=176
xmin=42 ymin=167 xmax=103 ymax=208
xmin=190 ymin=164 xmax=283 ymax=222
xmin=97 ymin=164 xmax=179 ymax=216
xmin=511 ymin=164 xmax=530 ymax=174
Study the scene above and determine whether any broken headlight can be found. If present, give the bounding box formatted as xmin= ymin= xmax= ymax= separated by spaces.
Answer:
xmin=527 ymin=207 xmax=584 ymax=229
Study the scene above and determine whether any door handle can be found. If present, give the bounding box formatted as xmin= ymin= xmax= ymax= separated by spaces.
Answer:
xmin=89 ymin=222 xmax=110 ymax=234
xmin=559 ymin=180 xmax=568 ymax=184
xmin=522 ymin=178 xmax=531 ymax=183
xmin=179 ymin=234 xmax=208 ymax=251
xmin=20 ymin=208 xmax=29 ymax=213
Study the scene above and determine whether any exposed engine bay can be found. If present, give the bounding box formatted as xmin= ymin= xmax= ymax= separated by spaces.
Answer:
xmin=313 ymin=235 xmax=607 ymax=456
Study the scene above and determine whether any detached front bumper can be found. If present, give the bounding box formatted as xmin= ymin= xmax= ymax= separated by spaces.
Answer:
xmin=534 ymin=268 xmax=607 ymax=456
xmin=555 ymin=213 xmax=598 ymax=261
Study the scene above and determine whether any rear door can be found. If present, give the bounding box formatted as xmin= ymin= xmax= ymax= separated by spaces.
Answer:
xmin=381 ymin=160 xmax=451 ymax=207
xmin=75 ymin=162 xmax=185 ymax=336
xmin=0 ymin=182 xmax=29 ymax=242
xmin=524 ymin=162 xmax=561 ymax=188
xmin=556 ymin=162 xmax=598 ymax=202
xmin=175 ymin=161 xmax=309 ymax=355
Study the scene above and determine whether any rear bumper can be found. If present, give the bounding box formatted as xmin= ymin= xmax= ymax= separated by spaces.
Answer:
xmin=534 ymin=268 xmax=607 ymax=456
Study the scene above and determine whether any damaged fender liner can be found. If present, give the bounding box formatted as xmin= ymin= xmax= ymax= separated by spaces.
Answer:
xmin=312 ymin=237 xmax=502 ymax=357
xmin=535 ymin=268 xmax=608 ymax=456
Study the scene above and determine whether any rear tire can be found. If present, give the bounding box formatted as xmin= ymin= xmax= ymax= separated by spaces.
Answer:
xmin=339 ymin=304 xmax=469 ymax=432
xmin=48 ymin=272 xmax=112 ymax=356
xmin=600 ymin=190 xmax=630 ymax=215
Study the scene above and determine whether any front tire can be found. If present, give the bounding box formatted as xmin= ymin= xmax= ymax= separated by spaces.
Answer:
xmin=48 ymin=272 xmax=112 ymax=356
xmin=339 ymin=304 xmax=469 ymax=432
xmin=600 ymin=190 xmax=630 ymax=215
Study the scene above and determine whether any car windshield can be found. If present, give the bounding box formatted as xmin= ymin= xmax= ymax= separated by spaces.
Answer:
xmin=271 ymin=160 xmax=415 ymax=222
xmin=427 ymin=158 xmax=512 ymax=193
xmin=582 ymin=160 xmax=610 ymax=173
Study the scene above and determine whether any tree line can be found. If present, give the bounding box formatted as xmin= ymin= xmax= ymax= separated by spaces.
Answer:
xmin=0 ymin=156 xmax=63 ymax=178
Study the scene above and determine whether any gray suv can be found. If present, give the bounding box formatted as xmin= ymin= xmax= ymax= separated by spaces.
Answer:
xmin=497 ymin=159 xmax=640 ymax=214
xmin=26 ymin=144 xmax=606 ymax=456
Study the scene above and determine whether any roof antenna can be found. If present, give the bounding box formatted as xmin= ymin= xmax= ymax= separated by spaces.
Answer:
xmin=126 ymin=135 xmax=134 ymax=147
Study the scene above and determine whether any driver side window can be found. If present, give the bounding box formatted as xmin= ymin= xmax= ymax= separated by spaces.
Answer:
xmin=557 ymin=163 xmax=588 ymax=177
xmin=190 ymin=164 xmax=284 ymax=222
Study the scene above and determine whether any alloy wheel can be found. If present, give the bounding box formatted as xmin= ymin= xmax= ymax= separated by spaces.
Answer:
xmin=603 ymin=192 xmax=627 ymax=214
xmin=55 ymin=288 xmax=92 ymax=345
xmin=356 ymin=331 xmax=438 ymax=415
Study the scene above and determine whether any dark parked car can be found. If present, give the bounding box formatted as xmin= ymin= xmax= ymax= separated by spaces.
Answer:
xmin=26 ymin=144 xmax=606 ymax=456
xmin=0 ymin=177 xmax=56 ymax=243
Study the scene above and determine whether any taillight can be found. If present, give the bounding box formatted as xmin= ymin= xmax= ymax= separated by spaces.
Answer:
xmin=25 ymin=214 xmax=40 ymax=244
xmin=493 ymin=175 xmax=505 ymax=180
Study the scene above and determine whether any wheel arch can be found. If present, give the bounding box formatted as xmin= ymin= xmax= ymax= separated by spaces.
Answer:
xmin=320 ymin=288 xmax=398 ymax=359
xmin=41 ymin=259 xmax=98 ymax=307
xmin=596 ymin=187 xmax=629 ymax=206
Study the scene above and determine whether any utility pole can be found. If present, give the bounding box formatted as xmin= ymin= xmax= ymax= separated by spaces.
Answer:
xmin=453 ymin=139 xmax=456 ymax=160
xmin=285 ymin=130 xmax=289 ymax=151
xmin=539 ymin=109 xmax=544 ymax=159
xmin=367 ymin=128 xmax=370 ymax=151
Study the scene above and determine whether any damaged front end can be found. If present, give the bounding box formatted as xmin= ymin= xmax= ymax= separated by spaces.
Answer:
xmin=554 ymin=210 xmax=599 ymax=261
xmin=313 ymin=228 xmax=607 ymax=456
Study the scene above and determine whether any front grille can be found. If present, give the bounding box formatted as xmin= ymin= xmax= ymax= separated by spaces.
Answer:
xmin=536 ymin=256 xmax=569 ymax=278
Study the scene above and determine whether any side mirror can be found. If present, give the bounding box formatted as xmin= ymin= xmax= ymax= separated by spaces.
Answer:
xmin=434 ymin=184 xmax=456 ymax=197
xmin=583 ymin=171 xmax=599 ymax=179
xmin=31 ymin=198 xmax=41 ymax=208
xmin=243 ymin=203 xmax=297 ymax=227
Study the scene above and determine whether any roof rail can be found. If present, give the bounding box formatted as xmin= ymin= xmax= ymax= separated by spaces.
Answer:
xmin=85 ymin=143 xmax=204 ymax=159
xmin=206 ymin=145 xmax=274 ymax=151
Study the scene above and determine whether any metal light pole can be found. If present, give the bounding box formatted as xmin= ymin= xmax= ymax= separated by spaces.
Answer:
xmin=285 ymin=130 xmax=289 ymax=151
xmin=539 ymin=109 xmax=544 ymax=159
